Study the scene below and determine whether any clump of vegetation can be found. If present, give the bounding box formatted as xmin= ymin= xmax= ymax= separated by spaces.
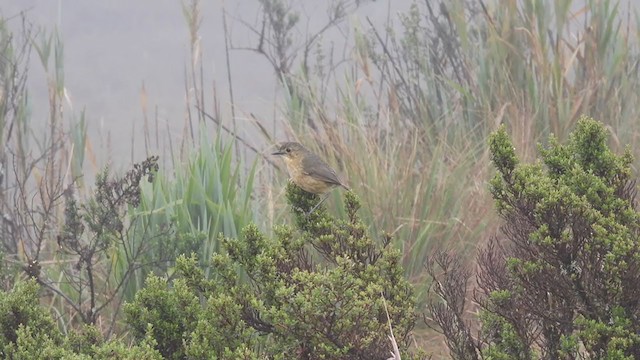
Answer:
xmin=52 ymin=156 xmax=159 ymax=326
xmin=125 ymin=183 xmax=421 ymax=360
xmin=427 ymin=117 xmax=640 ymax=359
xmin=5 ymin=0 xmax=640 ymax=357
xmin=0 ymin=279 xmax=162 ymax=359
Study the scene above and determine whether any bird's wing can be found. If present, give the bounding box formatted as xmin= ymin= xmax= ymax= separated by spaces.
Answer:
xmin=302 ymin=153 xmax=344 ymax=187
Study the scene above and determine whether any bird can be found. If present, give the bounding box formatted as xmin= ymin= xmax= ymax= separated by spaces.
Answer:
xmin=272 ymin=141 xmax=349 ymax=214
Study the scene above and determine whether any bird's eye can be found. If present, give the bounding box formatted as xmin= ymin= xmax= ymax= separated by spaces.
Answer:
xmin=285 ymin=147 xmax=291 ymax=153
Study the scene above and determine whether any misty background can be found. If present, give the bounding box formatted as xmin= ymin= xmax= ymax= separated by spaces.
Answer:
xmin=2 ymin=0 xmax=418 ymax=167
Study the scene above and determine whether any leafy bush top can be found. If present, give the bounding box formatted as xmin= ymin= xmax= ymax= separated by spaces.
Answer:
xmin=428 ymin=116 xmax=640 ymax=359
xmin=126 ymin=184 xmax=420 ymax=360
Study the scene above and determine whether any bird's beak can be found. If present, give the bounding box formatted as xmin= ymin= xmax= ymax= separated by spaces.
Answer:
xmin=271 ymin=149 xmax=285 ymax=156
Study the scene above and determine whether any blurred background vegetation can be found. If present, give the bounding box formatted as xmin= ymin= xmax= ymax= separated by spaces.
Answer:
xmin=1 ymin=0 xmax=640 ymax=357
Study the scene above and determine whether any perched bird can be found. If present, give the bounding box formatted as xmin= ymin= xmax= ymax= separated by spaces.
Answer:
xmin=272 ymin=141 xmax=349 ymax=213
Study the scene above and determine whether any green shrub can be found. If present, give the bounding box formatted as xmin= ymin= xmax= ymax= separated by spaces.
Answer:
xmin=126 ymin=184 xmax=421 ymax=359
xmin=427 ymin=116 xmax=640 ymax=359
xmin=124 ymin=275 xmax=201 ymax=359
xmin=0 ymin=279 xmax=161 ymax=359
xmin=0 ymin=280 xmax=60 ymax=352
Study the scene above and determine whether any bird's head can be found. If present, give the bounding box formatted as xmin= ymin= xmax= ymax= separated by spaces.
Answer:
xmin=271 ymin=142 xmax=307 ymax=160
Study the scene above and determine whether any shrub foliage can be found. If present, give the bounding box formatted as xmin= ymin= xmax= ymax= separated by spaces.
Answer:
xmin=427 ymin=116 xmax=640 ymax=359
xmin=125 ymin=184 xmax=419 ymax=359
xmin=0 ymin=280 xmax=161 ymax=359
